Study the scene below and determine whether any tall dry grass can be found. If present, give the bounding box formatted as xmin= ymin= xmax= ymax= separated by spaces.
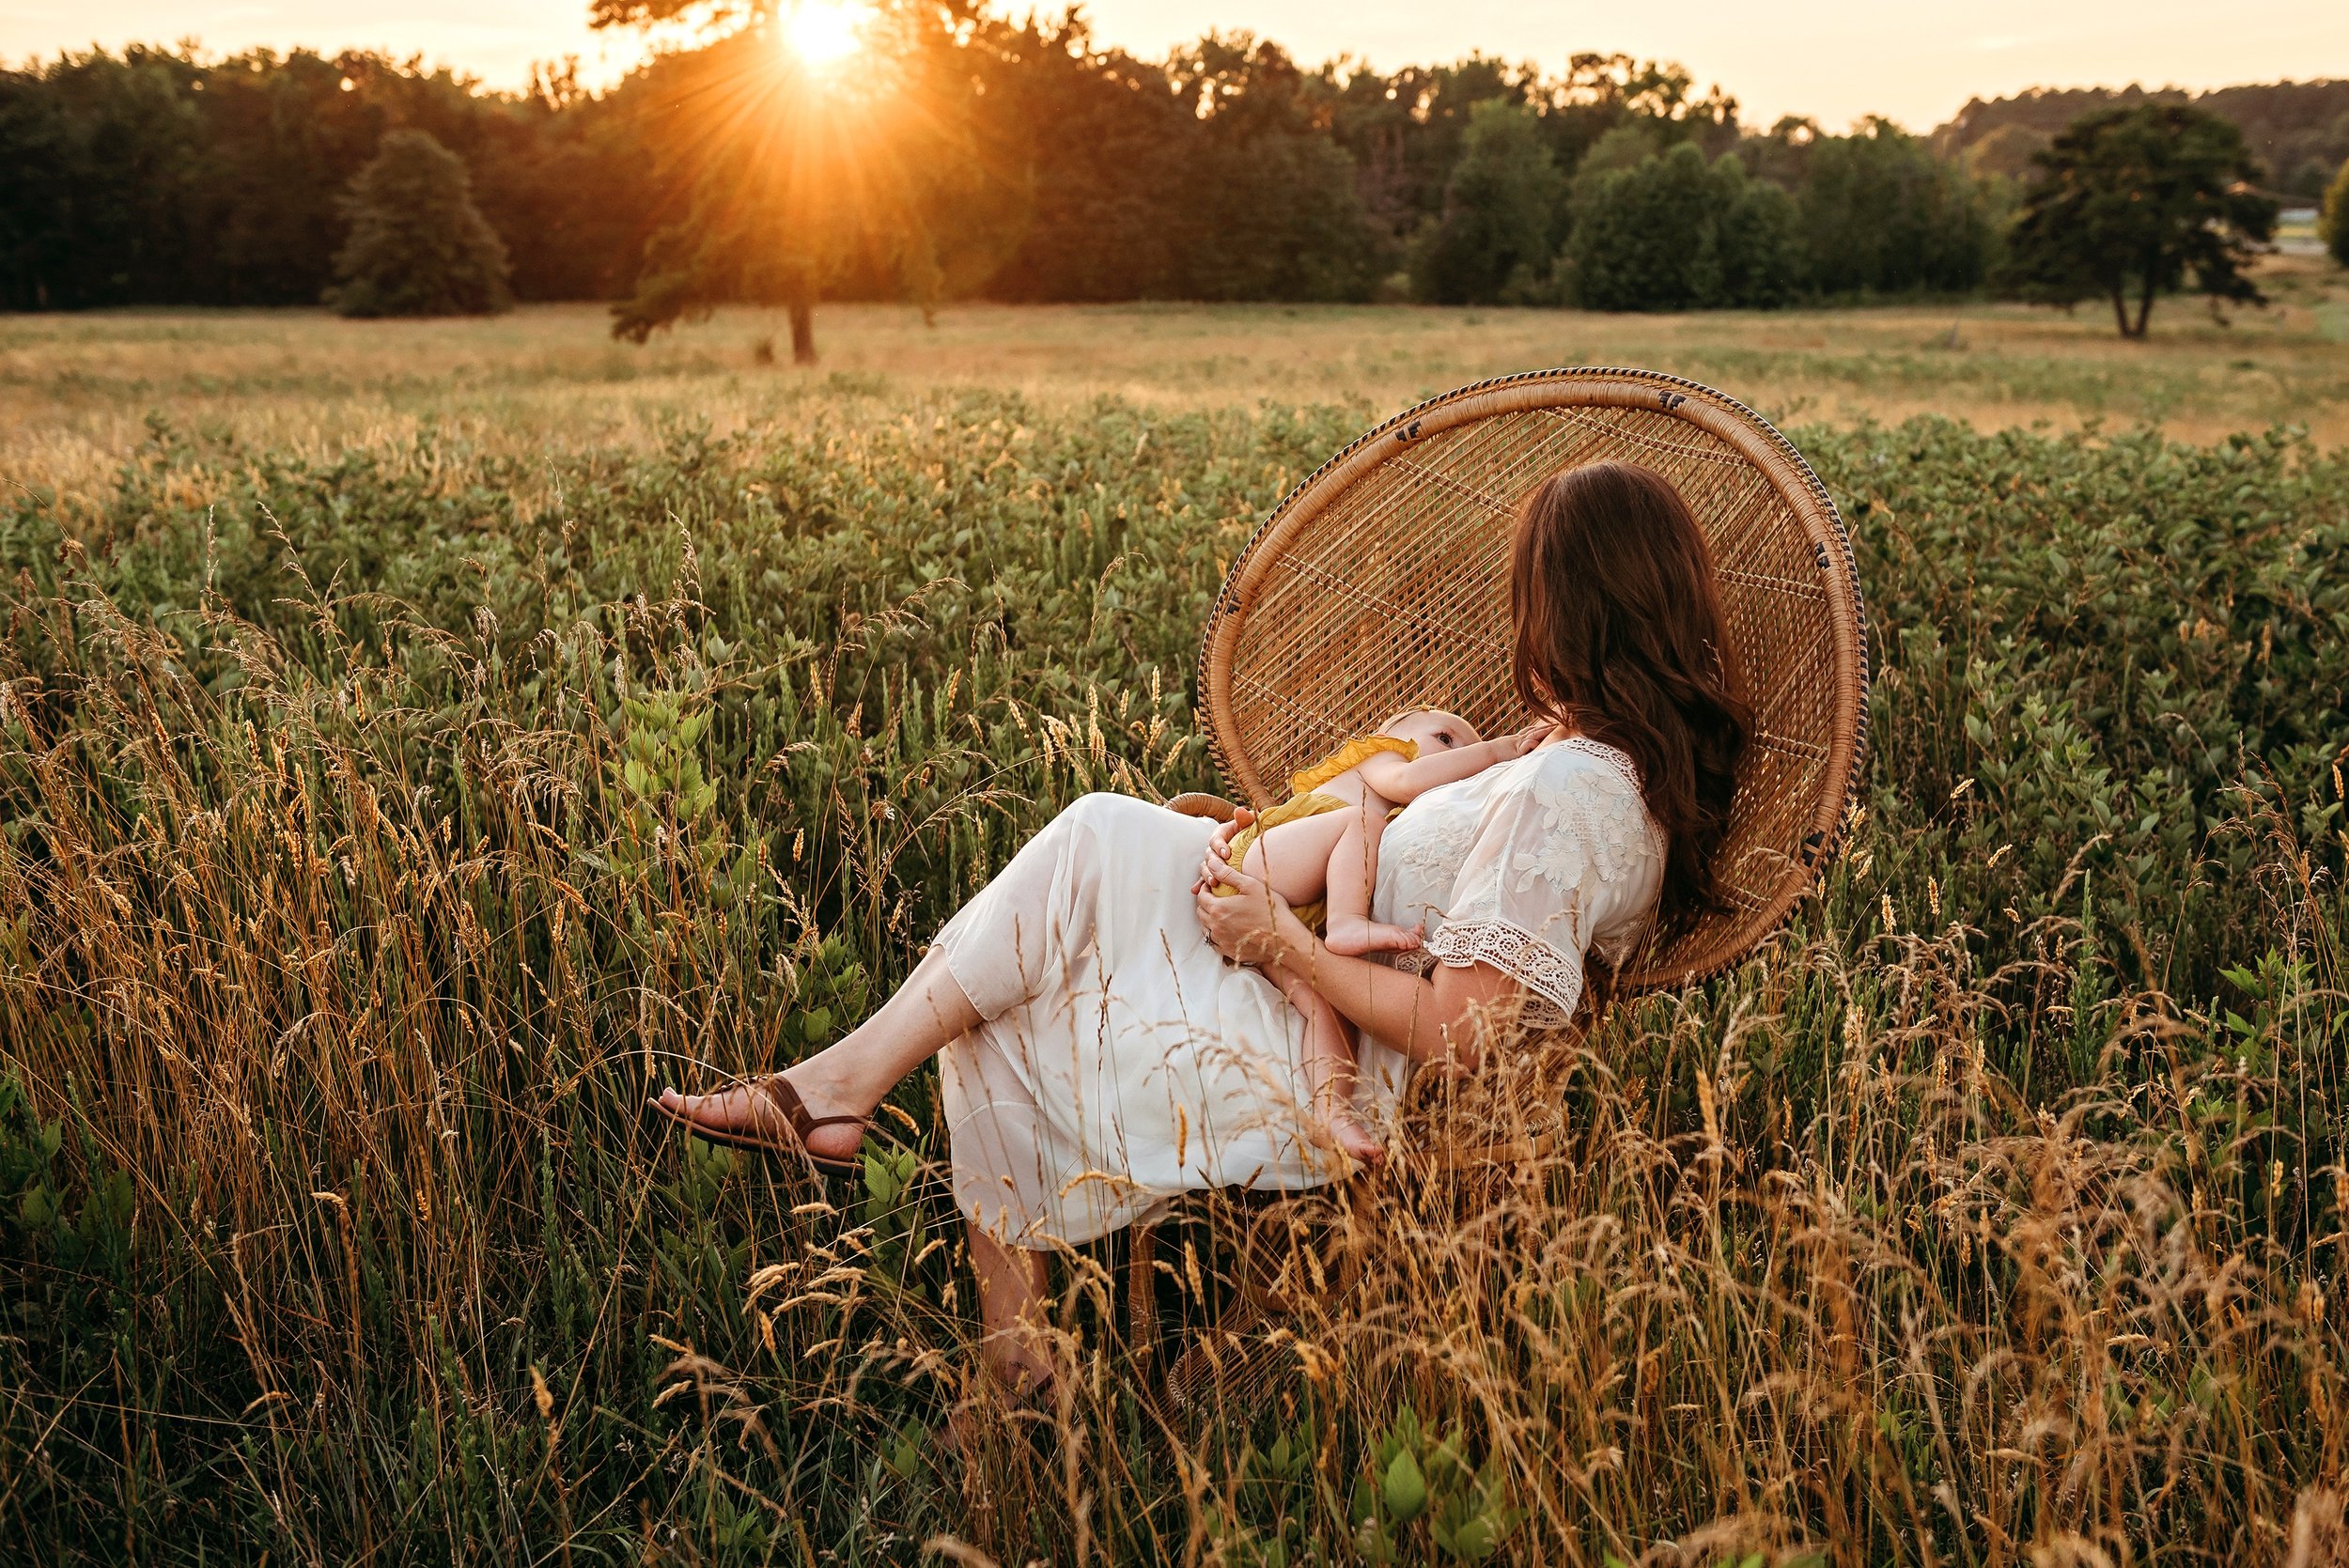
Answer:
xmin=2 ymin=380 xmax=2347 ymax=1563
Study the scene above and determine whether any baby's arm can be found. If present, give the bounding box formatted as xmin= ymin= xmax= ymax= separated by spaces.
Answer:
xmin=1355 ymin=727 xmax=1543 ymax=803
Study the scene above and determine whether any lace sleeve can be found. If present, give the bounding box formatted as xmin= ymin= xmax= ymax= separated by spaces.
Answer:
xmin=1422 ymin=740 xmax=1661 ymax=1023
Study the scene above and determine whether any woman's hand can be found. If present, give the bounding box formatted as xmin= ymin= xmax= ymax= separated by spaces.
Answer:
xmin=1191 ymin=854 xmax=1302 ymax=967
xmin=1201 ymin=805 xmax=1254 ymax=871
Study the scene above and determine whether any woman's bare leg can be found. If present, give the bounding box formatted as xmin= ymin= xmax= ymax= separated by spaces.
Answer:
xmin=655 ymin=947 xmax=980 ymax=1165
xmin=968 ymin=1222 xmax=1054 ymax=1392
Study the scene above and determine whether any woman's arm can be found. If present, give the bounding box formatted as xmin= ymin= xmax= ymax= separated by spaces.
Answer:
xmin=1194 ymin=855 xmax=1519 ymax=1070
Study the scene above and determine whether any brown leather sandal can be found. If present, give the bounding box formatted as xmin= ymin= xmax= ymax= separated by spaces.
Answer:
xmin=651 ymin=1076 xmax=873 ymax=1178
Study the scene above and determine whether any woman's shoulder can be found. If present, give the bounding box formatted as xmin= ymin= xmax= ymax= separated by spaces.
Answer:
xmin=1519 ymin=736 xmax=1645 ymax=802
xmin=1502 ymin=737 xmax=1664 ymax=873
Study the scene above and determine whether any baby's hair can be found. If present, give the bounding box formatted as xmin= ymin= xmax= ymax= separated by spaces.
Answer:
xmin=1378 ymin=705 xmax=1443 ymax=731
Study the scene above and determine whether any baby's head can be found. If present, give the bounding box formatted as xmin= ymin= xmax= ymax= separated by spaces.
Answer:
xmin=1380 ymin=707 xmax=1481 ymax=753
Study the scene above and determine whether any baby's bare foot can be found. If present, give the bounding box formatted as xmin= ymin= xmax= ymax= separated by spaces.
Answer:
xmin=1324 ymin=919 xmax=1423 ymax=956
xmin=1304 ymin=1069 xmax=1387 ymax=1167
xmin=1323 ymin=1107 xmax=1387 ymax=1167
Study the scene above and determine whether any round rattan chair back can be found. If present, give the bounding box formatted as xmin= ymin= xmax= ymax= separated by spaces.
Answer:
xmin=1197 ymin=368 xmax=1870 ymax=993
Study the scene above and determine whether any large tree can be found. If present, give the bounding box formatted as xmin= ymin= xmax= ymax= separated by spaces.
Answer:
xmin=594 ymin=0 xmax=1015 ymax=362
xmin=2006 ymin=104 xmax=2277 ymax=338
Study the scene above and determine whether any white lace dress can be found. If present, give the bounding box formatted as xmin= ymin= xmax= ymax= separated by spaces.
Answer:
xmin=931 ymin=737 xmax=1665 ymax=1248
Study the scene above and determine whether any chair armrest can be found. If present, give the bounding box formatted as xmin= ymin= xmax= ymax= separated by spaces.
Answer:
xmin=1166 ymin=792 xmax=1237 ymax=824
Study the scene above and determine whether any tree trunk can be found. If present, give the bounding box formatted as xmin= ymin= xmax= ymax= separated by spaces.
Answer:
xmin=2131 ymin=267 xmax=2156 ymax=339
xmin=787 ymin=289 xmax=817 ymax=365
xmin=2109 ymin=286 xmax=2131 ymax=338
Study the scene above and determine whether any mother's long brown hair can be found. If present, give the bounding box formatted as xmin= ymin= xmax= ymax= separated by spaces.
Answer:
xmin=1511 ymin=460 xmax=1751 ymax=922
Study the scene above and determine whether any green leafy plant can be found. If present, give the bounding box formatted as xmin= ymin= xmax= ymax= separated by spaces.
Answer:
xmin=1349 ymin=1405 xmax=1520 ymax=1563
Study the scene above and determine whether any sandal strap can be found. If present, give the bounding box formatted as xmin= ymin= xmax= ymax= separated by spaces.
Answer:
xmin=753 ymin=1076 xmax=869 ymax=1141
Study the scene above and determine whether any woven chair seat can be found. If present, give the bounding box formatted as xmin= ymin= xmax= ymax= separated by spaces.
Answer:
xmin=1198 ymin=367 xmax=1870 ymax=991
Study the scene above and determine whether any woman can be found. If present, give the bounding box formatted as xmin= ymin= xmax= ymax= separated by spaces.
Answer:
xmin=657 ymin=458 xmax=1750 ymax=1395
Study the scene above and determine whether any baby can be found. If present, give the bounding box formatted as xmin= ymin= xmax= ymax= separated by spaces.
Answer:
xmin=1218 ymin=708 xmax=1542 ymax=1161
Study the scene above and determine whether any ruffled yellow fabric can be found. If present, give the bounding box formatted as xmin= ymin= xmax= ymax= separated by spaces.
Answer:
xmin=1212 ymin=734 xmax=1421 ymax=930
xmin=1287 ymin=733 xmax=1417 ymax=796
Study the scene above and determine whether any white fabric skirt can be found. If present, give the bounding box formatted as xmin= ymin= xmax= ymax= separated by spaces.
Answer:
xmin=933 ymin=793 xmax=1344 ymax=1248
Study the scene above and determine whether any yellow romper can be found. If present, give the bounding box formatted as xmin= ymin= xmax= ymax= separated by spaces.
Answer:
xmin=1214 ymin=734 xmax=1419 ymax=929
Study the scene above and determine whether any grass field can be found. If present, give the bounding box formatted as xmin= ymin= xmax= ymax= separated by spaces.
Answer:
xmin=6 ymin=253 xmax=2347 ymax=513
xmin=3 ymin=283 xmax=2349 ymax=1564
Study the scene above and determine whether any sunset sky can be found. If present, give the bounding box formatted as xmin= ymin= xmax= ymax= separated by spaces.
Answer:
xmin=6 ymin=0 xmax=2345 ymax=132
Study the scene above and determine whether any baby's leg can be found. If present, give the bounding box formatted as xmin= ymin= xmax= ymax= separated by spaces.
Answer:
xmin=1268 ymin=965 xmax=1384 ymax=1167
xmin=1239 ymin=809 xmax=1355 ymax=909
xmin=1322 ymin=801 xmax=1422 ymax=956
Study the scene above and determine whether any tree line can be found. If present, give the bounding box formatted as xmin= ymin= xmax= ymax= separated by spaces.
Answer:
xmin=1936 ymin=80 xmax=2349 ymax=197
xmin=0 ymin=8 xmax=2330 ymax=332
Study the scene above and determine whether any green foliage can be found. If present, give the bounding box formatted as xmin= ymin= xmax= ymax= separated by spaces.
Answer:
xmin=1797 ymin=117 xmax=1996 ymax=296
xmin=1349 ymin=1405 xmax=1519 ymax=1562
xmin=2323 ymin=155 xmax=2349 ymax=269
xmin=1205 ymin=1420 xmax=1322 ymax=1567
xmin=2006 ymin=104 xmax=2279 ymax=337
xmin=1168 ymin=39 xmax=1382 ymax=303
xmin=1563 ymin=144 xmax=1800 ymax=310
xmin=1407 ymin=100 xmax=1565 ymax=305
xmin=0 ymin=45 xmax=571 ymax=310
xmin=326 ymin=128 xmax=512 ymax=317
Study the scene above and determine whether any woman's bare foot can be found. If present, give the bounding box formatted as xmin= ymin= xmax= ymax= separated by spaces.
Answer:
xmin=1323 ymin=918 xmax=1423 ymax=957
xmin=935 ymin=1364 xmax=1053 ymax=1464
xmin=652 ymin=1065 xmax=869 ymax=1166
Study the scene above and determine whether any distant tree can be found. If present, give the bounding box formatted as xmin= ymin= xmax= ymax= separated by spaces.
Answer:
xmin=1740 ymin=116 xmax=1818 ymax=190
xmin=1798 ymin=119 xmax=1992 ymax=296
xmin=1313 ymin=55 xmax=1528 ymax=253
xmin=1714 ymin=163 xmax=1804 ymax=307
xmin=1575 ymin=120 xmax=1664 ymax=181
xmin=1311 ymin=51 xmax=1734 ymax=264
xmin=0 ymin=48 xmax=207 ymax=309
xmin=2006 ymin=104 xmax=2278 ymax=338
xmin=1539 ymin=52 xmax=1739 ymax=175
xmin=2324 ymin=155 xmax=2349 ymax=269
xmin=974 ymin=17 xmax=1190 ymax=302
xmin=1159 ymin=37 xmax=1379 ymax=302
xmin=1563 ymin=142 xmax=1797 ymax=310
xmin=1961 ymin=121 xmax=2050 ymax=182
xmin=1408 ymin=99 xmax=1563 ymax=305
xmin=326 ymin=128 xmax=511 ymax=316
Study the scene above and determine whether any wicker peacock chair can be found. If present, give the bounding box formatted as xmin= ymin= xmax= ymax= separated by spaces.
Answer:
xmin=1127 ymin=367 xmax=1873 ymax=1426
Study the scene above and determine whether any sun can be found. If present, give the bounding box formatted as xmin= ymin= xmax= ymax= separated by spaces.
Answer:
xmin=781 ymin=1 xmax=869 ymax=68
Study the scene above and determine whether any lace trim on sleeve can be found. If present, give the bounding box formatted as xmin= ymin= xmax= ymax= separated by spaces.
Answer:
xmin=1423 ymin=917 xmax=1584 ymax=1024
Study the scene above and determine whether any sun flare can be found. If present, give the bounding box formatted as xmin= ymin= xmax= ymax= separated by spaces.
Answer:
xmin=782 ymin=1 xmax=869 ymax=68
